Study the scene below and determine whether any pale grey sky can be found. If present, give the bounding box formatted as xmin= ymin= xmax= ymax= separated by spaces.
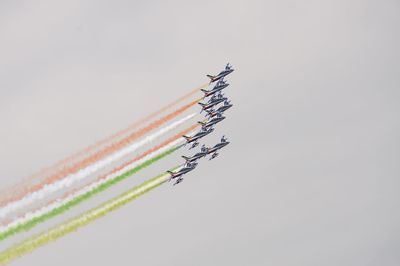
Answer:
xmin=0 ymin=0 xmax=399 ymax=265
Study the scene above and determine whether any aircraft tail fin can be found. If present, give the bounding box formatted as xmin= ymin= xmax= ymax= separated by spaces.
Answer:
xmin=201 ymin=88 xmax=209 ymax=94
xmin=206 ymin=75 xmax=215 ymax=84
xmin=181 ymin=155 xmax=190 ymax=161
xmin=198 ymin=102 xmax=206 ymax=113
xmin=183 ymin=135 xmax=190 ymax=140
xmin=198 ymin=121 xmax=206 ymax=126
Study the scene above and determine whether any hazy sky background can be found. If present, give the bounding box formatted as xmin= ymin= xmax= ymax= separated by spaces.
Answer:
xmin=0 ymin=0 xmax=399 ymax=265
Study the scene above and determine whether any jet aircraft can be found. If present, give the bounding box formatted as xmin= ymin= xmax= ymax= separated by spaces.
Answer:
xmin=201 ymin=79 xmax=229 ymax=97
xmin=205 ymin=100 xmax=233 ymax=118
xmin=207 ymin=136 xmax=230 ymax=160
xmin=181 ymin=145 xmax=208 ymax=164
xmin=206 ymin=63 xmax=234 ymax=84
xmin=216 ymin=99 xmax=233 ymax=113
xmin=198 ymin=114 xmax=226 ymax=129
xmin=167 ymin=162 xmax=198 ymax=185
xmin=199 ymin=96 xmax=227 ymax=112
xmin=183 ymin=127 xmax=214 ymax=149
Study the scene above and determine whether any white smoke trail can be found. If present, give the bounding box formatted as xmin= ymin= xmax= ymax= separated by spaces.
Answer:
xmin=0 ymin=113 xmax=196 ymax=219
xmin=0 ymin=137 xmax=187 ymax=234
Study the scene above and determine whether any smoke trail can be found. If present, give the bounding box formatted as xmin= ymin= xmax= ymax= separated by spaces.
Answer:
xmin=43 ymin=85 xmax=204 ymax=171
xmin=0 ymin=170 xmax=175 ymax=264
xmin=0 ymin=112 xmax=197 ymax=219
xmin=0 ymin=124 xmax=200 ymax=241
xmin=0 ymin=99 xmax=199 ymax=210
xmin=0 ymin=142 xmax=181 ymax=241
xmin=0 ymin=83 xmax=205 ymax=198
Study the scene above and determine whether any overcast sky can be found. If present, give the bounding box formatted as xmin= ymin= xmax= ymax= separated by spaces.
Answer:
xmin=0 ymin=1 xmax=399 ymax=265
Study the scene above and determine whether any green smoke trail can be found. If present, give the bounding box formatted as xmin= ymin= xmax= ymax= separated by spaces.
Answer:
xmin=0 ymin=146 xmax=179 ymax=242
xmin=0 ymin=168 xmax=176 ymax=265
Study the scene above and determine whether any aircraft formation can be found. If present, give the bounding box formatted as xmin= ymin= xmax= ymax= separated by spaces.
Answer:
xmin=168 ymin=63 xmax=234 ymax=185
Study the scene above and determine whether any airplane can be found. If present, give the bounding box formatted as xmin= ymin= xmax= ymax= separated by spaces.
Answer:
xmin=198 ymin=114 xmax=226 ymax=129
xmin=167 ymin=162 xmax=198 ymax=185
xmin=198 ymin=96 xmax=227 ymax=112
xmin=207 ymin=136 xmax=230 ymax=160
xmin=206 ymin=63 xmax=234 ymax=84
xmin=216 ymin=99 xmax=233 ymax=113
xmin=206 ymin=92 xmax=225 ymax=103
xmin=183 ymin=127 xmax=214 ymax=149
xmin=201 ymin=79 xmax=229 ymax=97
xmin=205 ymin=100 xmax=233 ymax=118
xmin=182 ymin=145 xmax=209 ymax=164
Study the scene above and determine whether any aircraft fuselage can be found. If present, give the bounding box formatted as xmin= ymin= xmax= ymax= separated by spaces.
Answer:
xmin=211 ymin=69 xmax=234 ymax=82
xmin=204 ymin=83 xmax=229 ymax=97
xmin=208 ymin=141 xmax=230 ymax=154
xmin=202 ymin=116 xmax=225 ymax=128
xmin=201 ymin=97 xmax=226 ymax=110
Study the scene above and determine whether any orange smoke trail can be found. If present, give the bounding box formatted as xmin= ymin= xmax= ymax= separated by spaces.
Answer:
xmin=0 ymin=84 xmax=204 ymax=202
xmin=35 ymin=84 xmax=205 ymax=174
xmin=0 ymin=123 xmax=200 ymax=227
xmin=0 ymin=99 xmax=200 ymax=209
xmin=95 ymin=122 xmax=200 ymax=181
